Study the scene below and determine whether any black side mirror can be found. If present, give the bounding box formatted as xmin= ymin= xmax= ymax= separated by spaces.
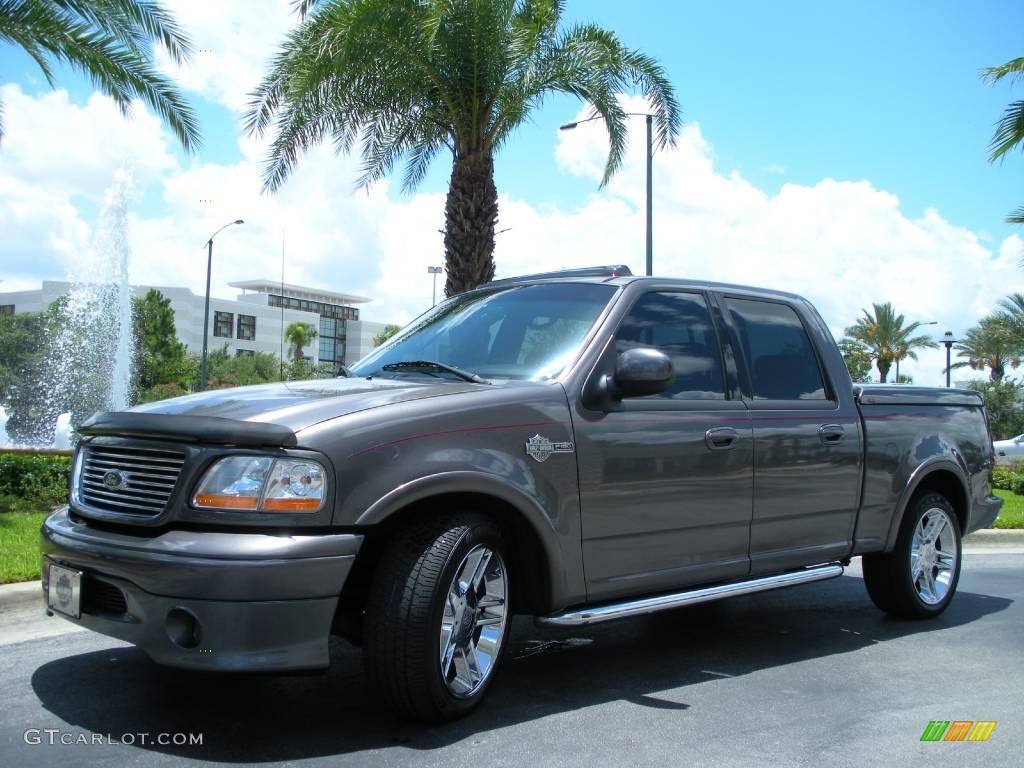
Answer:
xmin=606 ymin=348 xmax=675 ymax=399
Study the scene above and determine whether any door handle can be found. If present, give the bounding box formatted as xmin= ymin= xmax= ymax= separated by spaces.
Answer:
xmin=819 ymin=424 xmax=845 ymax=445
xmin=706 ymin=427 xmax=740 ymax=451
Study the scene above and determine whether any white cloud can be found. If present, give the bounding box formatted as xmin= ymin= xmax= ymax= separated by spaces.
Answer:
xmin=158 ymin=0 xmax=297 ymax=112
xmin=1 ymin=87 xmax=1019 ymax=386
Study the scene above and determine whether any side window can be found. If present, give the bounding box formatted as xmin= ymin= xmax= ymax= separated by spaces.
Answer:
xmin=724 ymin=298 xmax=827 ymax=401
xmin=615 ymin=292 xmax=725 ymax=400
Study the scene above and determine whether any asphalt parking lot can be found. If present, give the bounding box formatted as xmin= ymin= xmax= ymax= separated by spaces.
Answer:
xmin=1 ymin=554 xmax=1021 ymax=768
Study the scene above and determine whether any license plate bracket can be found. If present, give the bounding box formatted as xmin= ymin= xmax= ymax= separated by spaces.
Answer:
xmin=47 ymin=563 xmax=82 ymax=619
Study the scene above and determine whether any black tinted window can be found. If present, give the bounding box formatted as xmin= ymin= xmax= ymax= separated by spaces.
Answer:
xmin=616 ymin=292 xmax=725 ymax=400
xmin=725 ymin=298 xmax=826 ymax=401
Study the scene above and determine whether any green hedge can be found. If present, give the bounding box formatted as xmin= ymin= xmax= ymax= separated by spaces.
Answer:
xmin=0 ymin=453 xmax=72 ymax=513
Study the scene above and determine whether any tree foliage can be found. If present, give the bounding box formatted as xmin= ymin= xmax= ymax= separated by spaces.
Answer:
xmin=837 ymin=337 xmax=874 ymax=383
xmin=843 ymin=302 xmax=937 ymax=383
xmin=0 ymin=0 xmax=200 ymax=150
xmin=966 ymin=378 xmax=1024 ymax=440
xmin=132 ymin=288 xmax=192 ymax=392
xmin=245 ymin=0 xmax=680 ymax=295
xmin=949 ymin=314 xmax=1022 ymax=383
xmin=373 ymin=323 xmax=402 ymax=347
xmin=982 ymin=56 xmax=1024 ymax=225
xmin=284 ymin=322 xmax=318 ymax=361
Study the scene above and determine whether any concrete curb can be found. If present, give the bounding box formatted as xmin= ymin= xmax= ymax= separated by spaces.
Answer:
xmin=0 ymin=580 xmax=42 ymax=611
xmin=965 ymin=529 xmax=1024 ymax=545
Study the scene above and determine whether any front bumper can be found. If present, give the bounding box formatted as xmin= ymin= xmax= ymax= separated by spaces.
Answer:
xmin=41 ymin=506 xmax=363 ymax=672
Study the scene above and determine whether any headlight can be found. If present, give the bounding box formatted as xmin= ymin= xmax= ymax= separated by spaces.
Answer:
xmin=192 ymin=457 xmax=327 ymax=513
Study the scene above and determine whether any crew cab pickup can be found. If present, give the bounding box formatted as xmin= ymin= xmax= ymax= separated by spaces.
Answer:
xmin=42 ymin=266 xmax=1002 ymax=722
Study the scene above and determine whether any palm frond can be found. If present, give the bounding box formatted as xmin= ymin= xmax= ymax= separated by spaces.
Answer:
xmin=989 ymin=99 xmax=1024 ymax=162
xmin=0 ymin=0 xmax=199 ymax=151
xmin=981 ymin=58 xmax=1024 ymax=86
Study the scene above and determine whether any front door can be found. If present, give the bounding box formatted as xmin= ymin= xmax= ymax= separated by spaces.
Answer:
xmin=573 ymin=291 xmax=754 ymax=601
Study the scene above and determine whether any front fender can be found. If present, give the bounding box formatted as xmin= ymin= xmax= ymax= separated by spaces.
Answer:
xmin=355 ymin=470 xmax=574 ymax=608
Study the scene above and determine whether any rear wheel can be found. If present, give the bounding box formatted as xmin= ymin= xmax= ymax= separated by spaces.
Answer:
xmin=363 ymin=514 xmax=510 ymax=722
xmin=862 ymin=493 xmax=962 ymax=619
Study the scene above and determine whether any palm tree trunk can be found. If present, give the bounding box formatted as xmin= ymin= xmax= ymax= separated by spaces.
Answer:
xmin=443 ymin=151 xmax=498 ymax=296
xmin=878 ymin=359 xmax=890 ymax=383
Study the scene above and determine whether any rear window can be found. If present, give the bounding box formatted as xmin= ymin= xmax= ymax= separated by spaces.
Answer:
xmin=725 ymin=298 xmax=827 ymax=401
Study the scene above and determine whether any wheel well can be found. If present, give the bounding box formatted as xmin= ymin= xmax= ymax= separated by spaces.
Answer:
xmin=910 ymin=469 xmax=968 ymax=533
xmin=337 ymin=492 xmax=555 ymax=621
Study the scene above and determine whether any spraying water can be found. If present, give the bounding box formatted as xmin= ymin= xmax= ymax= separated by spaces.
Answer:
xmin=4 ymin=171 xmax=137 ymax=447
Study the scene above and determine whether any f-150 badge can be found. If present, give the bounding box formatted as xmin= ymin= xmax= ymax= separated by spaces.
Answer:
xmin=524 ymin=434 xmax=575 ymax=463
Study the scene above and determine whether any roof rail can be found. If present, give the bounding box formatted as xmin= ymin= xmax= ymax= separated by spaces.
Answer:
xmin=488 ymin=265 xmax=633 ymax=286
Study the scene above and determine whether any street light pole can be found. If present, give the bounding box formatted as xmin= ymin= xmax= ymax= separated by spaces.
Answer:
xmin=645 ymin=113 xmax=653 ymax=277
xmin=199 ymin=219 xmax=245 ymax=392
xmin=427 ymin=266 xmax=443 ymax=307
xmin=560 ymin=112 xmax=656 ymax=276
xmin=942 ymin=331 xmax=956 ymax=388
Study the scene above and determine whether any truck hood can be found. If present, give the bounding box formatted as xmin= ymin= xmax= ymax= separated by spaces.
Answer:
xmin=128 ymin=377 xmax=489 ymax=434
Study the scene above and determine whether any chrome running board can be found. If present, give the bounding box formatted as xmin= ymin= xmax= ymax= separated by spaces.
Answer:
xmin=536 ymin=563 xmax=845 ymax=627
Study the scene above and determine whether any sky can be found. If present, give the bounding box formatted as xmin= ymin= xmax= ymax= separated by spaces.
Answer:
xmin=1 ymin=0 xmax=1023 ymax=386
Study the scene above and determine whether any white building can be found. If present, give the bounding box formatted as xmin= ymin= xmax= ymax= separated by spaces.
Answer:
xmin=0 ymin=279 xmax=390 ymax=368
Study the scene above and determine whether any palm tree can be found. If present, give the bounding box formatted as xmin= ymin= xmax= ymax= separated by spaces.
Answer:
xmin=0 ymin=0 xmax=200 ymax=150
xmin=245 ymin=0 xmax=680 ymax=296
xmin=844 ymin=302 xmax=937 ymax=383
xmin=982 ymin=56 xmax=1024 ymax=224
xmin=284 ymin=322 xmax=318 ymax=362
xmin=948 ymin=315 xmax=1021 ymax=384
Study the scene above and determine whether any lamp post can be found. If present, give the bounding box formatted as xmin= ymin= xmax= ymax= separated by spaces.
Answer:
xmin=895 ymin=320 xmax=938 ymax=383
xmin=199 ymin=219 xmax=245 ymax=392
xmin=427 ymin=265 xmax=443 ymax=307
xmin=560 ymin=112 xmax=655 ymax=276
xmin=942 ymin=331 xmax=957 ymax=388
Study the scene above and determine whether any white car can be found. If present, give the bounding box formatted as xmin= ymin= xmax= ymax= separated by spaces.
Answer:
xmin=994 ymin=434 xmax=1024 ymax=465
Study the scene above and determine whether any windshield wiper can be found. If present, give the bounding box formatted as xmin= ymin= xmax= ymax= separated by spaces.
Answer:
xmin=380 ymin=360 xmax=490 ymax=384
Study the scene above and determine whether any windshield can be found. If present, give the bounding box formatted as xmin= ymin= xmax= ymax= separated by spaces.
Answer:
xmin=350 ymin=282 xmax=618 ymax=381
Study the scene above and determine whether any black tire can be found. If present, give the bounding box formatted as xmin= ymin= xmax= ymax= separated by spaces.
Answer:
xmin=363 ymin=514 xmax=511 ymax=723
xmin=862 ymin=492 xmax=962 ymax=619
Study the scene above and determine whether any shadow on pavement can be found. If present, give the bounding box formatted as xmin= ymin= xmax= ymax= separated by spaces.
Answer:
xmin=30 ymin=574 xmax=1011 ymax=761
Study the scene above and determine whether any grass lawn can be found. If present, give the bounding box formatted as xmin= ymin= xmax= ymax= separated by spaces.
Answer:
xmin=993 ymin=489 xmax=1024 ymax=530
xmin=0 ymin=512 xmax=46 ymax=584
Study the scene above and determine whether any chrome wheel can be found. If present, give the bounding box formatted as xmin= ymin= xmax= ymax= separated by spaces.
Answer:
xmin=910 ymin=507 xmax=958 ymax=605
xmin=439 ymin=544 xmax=508 ymax=698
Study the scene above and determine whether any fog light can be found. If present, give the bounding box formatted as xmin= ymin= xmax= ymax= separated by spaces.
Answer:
xmin=166 ymin=608 xmax=202 ymax=649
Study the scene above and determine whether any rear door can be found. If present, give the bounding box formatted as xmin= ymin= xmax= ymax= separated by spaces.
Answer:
xmin=717 ymin=296 xmax=862 ymax=573
xmin=574 ymin=290 xmax=754 ymax=600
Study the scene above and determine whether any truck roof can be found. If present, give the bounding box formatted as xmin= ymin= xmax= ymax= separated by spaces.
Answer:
xmin=487 ymin=265 xmax=809 ymax=304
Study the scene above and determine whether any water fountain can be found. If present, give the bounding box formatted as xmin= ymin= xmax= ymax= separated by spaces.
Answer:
xmin=1 ymin=171 xmax=136 ymax=449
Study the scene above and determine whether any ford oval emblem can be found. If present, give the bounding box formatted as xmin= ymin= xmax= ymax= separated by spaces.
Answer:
xmin=101 ymin=470 xmax=126 ymax=490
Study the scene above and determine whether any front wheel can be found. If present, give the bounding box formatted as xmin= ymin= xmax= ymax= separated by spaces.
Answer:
xmin=862 ymin=493 xmax=962 ymax=619
xmin=363 ymin=514 xmax=511 ymax=722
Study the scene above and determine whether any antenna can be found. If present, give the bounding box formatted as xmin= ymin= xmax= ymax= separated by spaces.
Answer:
xmin=280 ymin=228 xmax=285 ymax=379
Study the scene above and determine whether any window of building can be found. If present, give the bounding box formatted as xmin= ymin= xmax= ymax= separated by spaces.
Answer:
xmin=615 ymin=292 xmax=726 ymax=400
xmin=318 ymin=336 xmax=336 ymax=363
xmin=213 ymin=311 xmax=234 ymax=338
xmin=0 ymin=305 xmax=14 ymax=315
xmin=236 ymin=349 xmax=255 ymax=358
xmin=237 ymin=314 xmax=256 ymax=341
xmin=724 ymin=298 xmax=827 ymax=401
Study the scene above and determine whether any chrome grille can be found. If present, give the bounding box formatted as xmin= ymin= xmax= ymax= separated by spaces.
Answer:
xmin=77 ymin=445 xmax=185 ymax=516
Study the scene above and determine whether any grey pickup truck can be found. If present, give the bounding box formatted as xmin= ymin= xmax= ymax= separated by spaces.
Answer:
xmin=42 ymin=266 xmax=1001 ymax=722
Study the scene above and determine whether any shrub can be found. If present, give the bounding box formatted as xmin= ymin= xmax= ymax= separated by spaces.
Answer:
xmin=1011 ymin=475 xmax=1024 ymax=496
xmin=0 ymin=453 xmax=72 ymax=512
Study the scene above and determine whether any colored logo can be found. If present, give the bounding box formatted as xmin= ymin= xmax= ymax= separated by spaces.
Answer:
xmin=524 ymin=434 xmax=575 ymax=463
xmin=920 ymin=721 xmax=997 ymax=742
